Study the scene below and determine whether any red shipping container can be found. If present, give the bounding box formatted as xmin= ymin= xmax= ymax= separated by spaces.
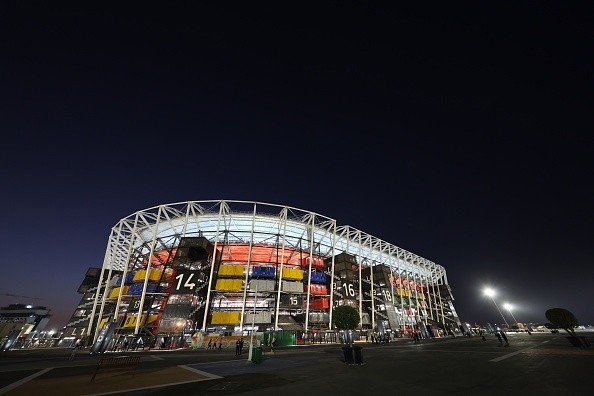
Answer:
xmin=313 ymin=257 xmax=324 ymax=269
xmin=301 ymin=257 xmax=312 ymax=268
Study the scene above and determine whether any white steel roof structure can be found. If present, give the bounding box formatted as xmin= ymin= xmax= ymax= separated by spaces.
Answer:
xmin=100 ymin=200 xmax=448 ymax=283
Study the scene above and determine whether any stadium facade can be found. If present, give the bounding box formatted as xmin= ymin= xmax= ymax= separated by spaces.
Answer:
xmin=74 ymin=200 xmax=461 ymax=349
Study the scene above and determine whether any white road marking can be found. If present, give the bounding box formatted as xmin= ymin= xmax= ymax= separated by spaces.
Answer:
xmin=0 ymin=367 xmax=52 ymax=395
xmin=84 ymin=365 xmax=222 ymax=396
xmin=490 ymin=340 xmax=549 ymax=362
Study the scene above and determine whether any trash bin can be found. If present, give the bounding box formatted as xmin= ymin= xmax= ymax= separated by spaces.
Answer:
xmin=251 ymin=346 xmax=263 ymax=364
xmin=341 ymin=345 xmax=354 ymax=364
xmin=353 ymin=345 xmax=363 ymax=365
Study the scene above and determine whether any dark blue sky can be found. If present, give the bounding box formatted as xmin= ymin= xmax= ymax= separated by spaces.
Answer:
xmin=1 ymin=2 xmax=593 ymax=329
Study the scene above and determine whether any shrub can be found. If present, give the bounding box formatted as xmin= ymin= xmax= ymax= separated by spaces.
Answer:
xmin=545 ymin=308 xmax=578 ymax=336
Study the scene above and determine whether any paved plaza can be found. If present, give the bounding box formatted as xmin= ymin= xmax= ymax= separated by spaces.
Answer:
xmin=1 ymin=332 xmax=593 ymax=395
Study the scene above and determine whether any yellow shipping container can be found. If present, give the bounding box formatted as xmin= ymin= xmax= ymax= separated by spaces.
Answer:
xmin=211 ymin=311 xmax=223 ymax=324
xmin=133 ymin=268 xmax=163 ymax=282
xmin=123 ymin=314 xmax=159 ymax=328
xmin=210 ymin=311 xmax=242 ymax=324
xmin=216 ymin=279 xmax=232 ymax=291
xmin=109 ymin=286 xmax=129 ymax=298
xmin=229 ymin=279 xmax=243 ymax=291
xmin=233 ymin=265 xmax=244 ymax=277
xmin=219 ymin=265 xmax=230 ymax=276
xmin=227 ymin=311 xmax=241 ymax=324
xmin=281 ymin=268 xmax=303 ymax=281
xmin=219 ymin=265 xmax=244 ymax=277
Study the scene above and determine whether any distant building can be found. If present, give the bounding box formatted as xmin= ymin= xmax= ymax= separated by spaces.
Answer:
xmin=0 ymin=304 xmax=51 ymax=350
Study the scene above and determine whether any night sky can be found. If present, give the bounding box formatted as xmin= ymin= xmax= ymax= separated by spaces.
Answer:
xmin=1 ymin=2 xmax=593 ymax=330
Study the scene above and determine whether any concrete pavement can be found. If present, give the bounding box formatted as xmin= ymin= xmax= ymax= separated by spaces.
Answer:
xmin=1 ymin=332 xmax=593 ymax=395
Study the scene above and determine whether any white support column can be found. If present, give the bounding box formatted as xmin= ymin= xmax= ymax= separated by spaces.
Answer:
xmin=134 ymin=206 xmax=163 ymax=335
xmin=240 ymin=204 xmax=257 ymax=331
xmin=304 ymin=215 xmax=315 ymax=332
xmin=328 ymin=220 xmax=337 ymax=330
xmin=247 ymin=283 xmax=258 ymax=363
xmin=201 ymin=202 xmax=226 ymax=331
xmin=357 ymin=232 xmax=365 ymax=333
xmin=88 ymin=226 xmax=118 ymax=341
xmin=368 ymin=241 xmax=374 ymax=334
xmin=274 ymin=208 xmax=288 ymax=330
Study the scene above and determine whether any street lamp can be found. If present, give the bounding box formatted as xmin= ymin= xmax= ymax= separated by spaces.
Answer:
xmin=503 ymin=303 xmax=519 ymax=328
xmin=483 ymin=288 xmax=510 ymax=329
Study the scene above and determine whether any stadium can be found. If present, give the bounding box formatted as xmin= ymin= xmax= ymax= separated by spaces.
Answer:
xmin=78 ymin=200 xmax=461 ymax=350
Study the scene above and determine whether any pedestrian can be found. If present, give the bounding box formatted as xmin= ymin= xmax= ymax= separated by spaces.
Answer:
xmin=207 ymin=338 xmax=212 ymax=349
xmin=495 ymin=331 xmax=503 ymax=346
xmin=218 ymin=336 xmax=223 ymax=350
xmin=239 ymin=338 xmax=244 ymax=355
xmin=499 ymin=330 xmax=509 ymax=347
xmin=235 ymin=339 xmax=241 ymax=355
xmin=478 ymin=329 xmax=486 ymax=341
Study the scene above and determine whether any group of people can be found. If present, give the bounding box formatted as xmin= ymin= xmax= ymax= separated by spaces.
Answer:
xmin=204 ymin=336 xmax=246 ymax=354
xmin=206 ymin=336 xmax=224 ymax=350
xmin=235 ymin=338 xmax=245 ymax=355
xmin=368 ymin=333 xmax=391 ymax=344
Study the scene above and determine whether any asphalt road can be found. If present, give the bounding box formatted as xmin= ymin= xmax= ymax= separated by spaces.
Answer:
xmin=1 ymin=332 xmax=593 ymax=395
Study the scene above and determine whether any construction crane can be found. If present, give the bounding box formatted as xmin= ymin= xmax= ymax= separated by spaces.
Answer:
xmin=0 ymin=293 xmax=42 ymax=300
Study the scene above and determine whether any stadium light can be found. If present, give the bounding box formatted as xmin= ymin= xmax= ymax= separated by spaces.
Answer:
xmin=484 ymin=288 xmax=510 ymax=328
xmin=503 ymin=303 xmax=519 ymax=327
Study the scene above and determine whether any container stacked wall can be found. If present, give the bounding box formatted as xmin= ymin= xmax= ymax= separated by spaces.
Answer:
xmin=82 ymin=200 xmax=461 ymax=348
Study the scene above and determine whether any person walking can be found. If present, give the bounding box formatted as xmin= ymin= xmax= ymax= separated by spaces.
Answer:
xmin=206 ymin=338 xmax=213 ymax=350
xmin=479 ymin=329 xmax=486 ymax=341
xmin=239 ymin=338 xmax=244 ymax=355
xmin=218 ymin=336 xmax=223 ymax=350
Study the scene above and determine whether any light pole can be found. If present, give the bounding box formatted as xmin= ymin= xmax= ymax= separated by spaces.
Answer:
xmin=483 ymin=288 xmax=509 ymax=329
xmin=503 ymin=303 xmax=519 ymax=328
xmin=247 ymin=284 xmax=258 ymax=363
